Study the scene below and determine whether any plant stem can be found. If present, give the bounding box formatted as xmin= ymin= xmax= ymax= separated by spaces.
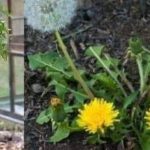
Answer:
xmin=90 ymin=47 xmax=127 ymax=97
xmin=130 ymin=107 xmax=143 ymax=149
xmin=97 ymin=133 xmax=101 ymax=143
xmin=131 ymin=123 xmax=143 ymax=149
xmin=142 ymin=46 xmax=150 ymax=54
xmin=55 ymin=31 xmax=94 ymax=99
xmin=114 ymin=69 xmax=134 ymax=93
xmin=136 ymin=55 xmax=144 ymax=95
xmin=144 ymin=63 xmax=150 ymax=85
xmin=104 ymin=54 xmax=135 ymax=93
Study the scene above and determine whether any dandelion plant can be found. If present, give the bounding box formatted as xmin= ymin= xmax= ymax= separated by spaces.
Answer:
xmin=25 ymin=0 xmax=94 ymax=99
xmin=128 ymin=38 xmax=150 ymax=98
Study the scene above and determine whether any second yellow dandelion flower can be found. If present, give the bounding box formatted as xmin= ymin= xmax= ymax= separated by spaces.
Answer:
xmin=145 ymin=108 xmax=150 ymax=130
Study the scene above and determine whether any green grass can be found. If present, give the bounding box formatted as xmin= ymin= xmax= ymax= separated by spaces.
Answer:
xmin=0 ymin=119 xmax=23 ymax=131
xmin=0 ymin=57 xmax=24 ymax=98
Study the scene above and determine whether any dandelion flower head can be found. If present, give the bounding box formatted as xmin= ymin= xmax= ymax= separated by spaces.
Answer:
xmin=25 ymin=0 xmax=77 ymax=32
xmin=77 ymin=98 xmax=119 ymax=134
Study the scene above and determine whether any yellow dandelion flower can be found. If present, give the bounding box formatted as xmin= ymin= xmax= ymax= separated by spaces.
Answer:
xmin=77 ymin=98 xmax=119 ymax=134
xmin=144 ymin=108 xmax=150 ymax=130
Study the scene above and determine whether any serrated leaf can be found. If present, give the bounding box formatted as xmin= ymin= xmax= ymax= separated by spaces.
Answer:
xmin=85 ymin=45 xmax=104 ymax=57
xmin=87 ymin=134 xmax=105 ymax=144
xmin=28 ymin=52 xmax=70 ymax=77
xmin=109 ymin=122 xmax=129 ymax=142
xmin=78 ymin=69 xmax=86 ymax=76
xmin=70 ymin=118 xmax=81 ymax=132
xmin=64 ymin=104 xmax=80 ymax=113
xmin=104 ymin=54 xmax=119 ymax=67
xmin=86 ymin=79 xmax=96 ymax=89
xmin=73 ymin=92 xmax=86 ymax=104
xmin=94 ymin=89 xmax=107 ymax=98
xmin=142 ymin=46 xmax=150 ymax=54
xmin=51 ymin=80 xmax=88 ymax=100
xmin=28 ymin=53 xmax=49 ymax=69
xmin=50 ymin=123 xmax=70 ymax=143
xmin=55 ymin=84 xmax=68 ymax=98
xmin=96 ymin=59 xmax=112 ymax=68
xmin=54 ymin=57 xmax=69 ymax=70
xmin=87 ymin=134 xmax=99 ymax=144
xmin=51 ymin=105 xmax=66 ymax=122
xmin=36 ymin=107 xmax=51 ymax=125
xmin=50 ymin=80 xmax=68 ymax=99
xmin=94 ymin=73 xmax=117 ymax=90
xmin=111 ymin=71 xmax=119 ymax=79
xmin=141 ymin=132 xmax=150 ymax=150
xmin=46 ymin=71 xmax=62 ymax=80
xmin=123 ymin=91 xmax=138 ymax=110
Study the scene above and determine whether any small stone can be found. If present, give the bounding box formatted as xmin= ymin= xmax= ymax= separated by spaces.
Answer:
xmin=86 ymin=9 xmax=95 ymax=19
xmin=31 ymin=84 xmax=44 ymax=94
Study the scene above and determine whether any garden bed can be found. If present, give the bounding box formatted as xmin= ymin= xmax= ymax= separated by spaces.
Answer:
xmin=25 ymin=0 xmax=150 ymax=149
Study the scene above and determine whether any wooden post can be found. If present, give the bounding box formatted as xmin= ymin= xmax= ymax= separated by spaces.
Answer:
xmin=7 ymin=0 xmax=15 ymax=113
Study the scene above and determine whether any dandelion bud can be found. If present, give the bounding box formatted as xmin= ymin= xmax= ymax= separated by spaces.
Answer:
xmin=50 ymin=97 xmax=66 ymax=122
xmin=50 ymin=97 xmax=62 ymax=107
xmin=128 ymin=38 xmax=144 ymax=55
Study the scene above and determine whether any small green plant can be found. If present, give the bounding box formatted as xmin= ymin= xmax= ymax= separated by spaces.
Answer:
xmin=28 ymin=38 xmax=150 ymax=148
xmin=0 ymin=3 xmax=9 ymax=60
xmin=128 ymin=38 xmax=150 ymax=97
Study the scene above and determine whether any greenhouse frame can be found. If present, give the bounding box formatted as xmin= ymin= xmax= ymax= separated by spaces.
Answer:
xmin=0 ymin=0 xmax=24 ymax=124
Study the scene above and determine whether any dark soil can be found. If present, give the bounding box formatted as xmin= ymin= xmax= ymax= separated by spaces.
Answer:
xmin=25 ymin=0 xmax=150 ymax=149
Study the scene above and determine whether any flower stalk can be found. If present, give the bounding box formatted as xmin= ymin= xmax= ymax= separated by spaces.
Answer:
xmin=136 ymin=54 xmax=144 ymax=95
xmin=55 ymin=31 xmax=94 ymax=99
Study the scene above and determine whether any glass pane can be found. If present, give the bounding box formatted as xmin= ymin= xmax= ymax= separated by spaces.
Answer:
xmin=0 ymin=59 xmax=9 ymax=97
xmin=14 ymin=56 xmax=24 ymax=95
xmin=0 ymin=59 xmax=10 ymax=111
xmin=14 ymin=56 xmax=24 ymax=115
